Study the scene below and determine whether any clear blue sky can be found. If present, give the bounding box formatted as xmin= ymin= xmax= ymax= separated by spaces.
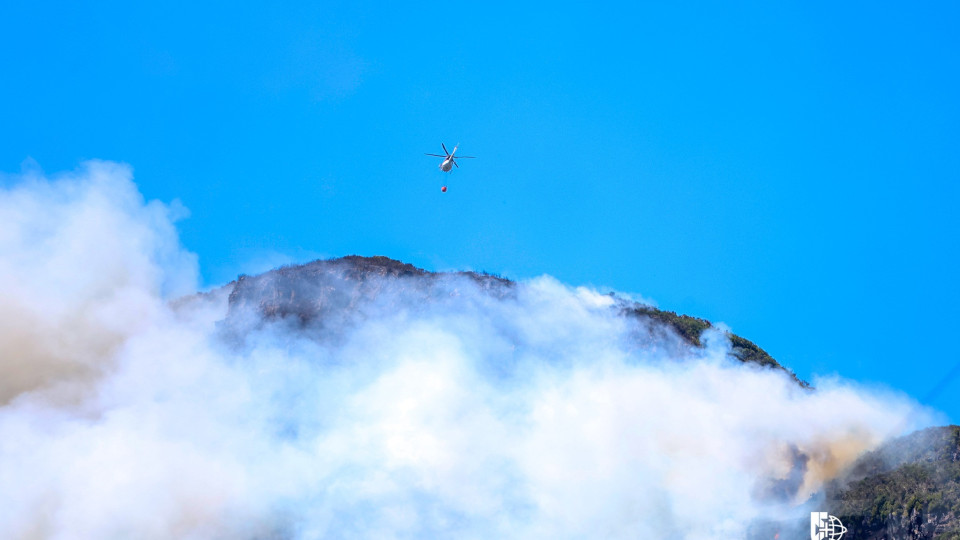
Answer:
xmin=2 ymin=1 xmax=958 ymax=420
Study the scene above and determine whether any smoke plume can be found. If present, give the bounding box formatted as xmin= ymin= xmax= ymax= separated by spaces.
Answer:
xmin=0 ymin=162 xmax=933 ymax=539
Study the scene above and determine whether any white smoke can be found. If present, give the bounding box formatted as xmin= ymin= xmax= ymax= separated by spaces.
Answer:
xmin=0 ymin=162 xmax=934 ymax=539
xmin=0 ymin=160 xmax=197 ymax=406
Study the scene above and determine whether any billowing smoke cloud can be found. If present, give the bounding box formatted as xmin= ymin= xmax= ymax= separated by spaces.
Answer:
xmin=0 ymin=162 xmax=934 ymax=539
xmin=0 ymin=161 xmax=197 ymax=405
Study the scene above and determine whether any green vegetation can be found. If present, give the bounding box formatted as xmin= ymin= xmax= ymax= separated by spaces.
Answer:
xmin=625 ymin=305 xmax=809 ymax=386
xmin=728 ymin=334 xmax=777 ymax=368
xmin=829 ymin=426 xmax=960 ymax=539
xmin=629 ymin=306 xmax=712 ymax=346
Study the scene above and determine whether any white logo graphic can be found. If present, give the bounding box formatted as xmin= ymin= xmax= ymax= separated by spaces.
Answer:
xmin=811 ymin=512 xmax=848 ymax=540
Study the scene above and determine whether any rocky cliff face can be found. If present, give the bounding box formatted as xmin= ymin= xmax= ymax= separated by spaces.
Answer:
xmin=826 ymin=425 xmax=960 ymax=540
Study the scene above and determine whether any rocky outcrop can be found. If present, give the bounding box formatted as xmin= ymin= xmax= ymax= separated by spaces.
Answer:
xmin=826 ymin=426 xmax=960 ymax=539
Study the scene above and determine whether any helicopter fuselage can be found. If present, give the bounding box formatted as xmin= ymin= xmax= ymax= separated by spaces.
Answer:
xmin=426 ymin=144 xmax=470 ymax=173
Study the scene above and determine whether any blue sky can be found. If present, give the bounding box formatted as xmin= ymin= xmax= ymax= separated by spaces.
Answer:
xmin=2 ymin=1 xmax=958 ymax=421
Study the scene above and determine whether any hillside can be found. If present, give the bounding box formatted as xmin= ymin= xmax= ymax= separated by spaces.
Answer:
xmin=221 ymin=255 xmax=805 ymax=384
xmin=213 ymin=255 xmax=960 ymax=537
xmin=826 ymin=425 xmax=960 ymax=540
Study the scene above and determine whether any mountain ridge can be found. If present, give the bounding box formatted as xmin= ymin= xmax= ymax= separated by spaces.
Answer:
xmin=209 ymin=254 xmax=960 ymax=538
xmin=220 ymin=255 xmax=806 ymax=385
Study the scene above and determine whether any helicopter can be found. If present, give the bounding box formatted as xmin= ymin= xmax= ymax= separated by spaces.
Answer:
xmin=425 ymin=143 xmax=475 ymax=172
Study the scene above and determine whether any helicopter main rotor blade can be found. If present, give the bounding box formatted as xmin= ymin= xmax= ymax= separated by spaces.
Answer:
xmin=455 ymin=156 xmax=476 ymax=158
xmin=441 ymin=143 xmax=449 ymax=155
xmin=424 ymin=153 xmax=446 ymax=157
xmin=453 ymin=160 xmax=459 ymax=168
